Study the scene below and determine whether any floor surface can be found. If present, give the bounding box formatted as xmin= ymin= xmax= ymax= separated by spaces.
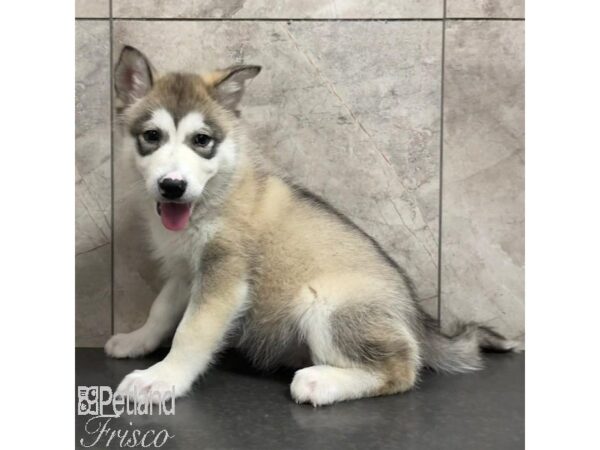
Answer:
xmin=76 ymin=348 xmax=524 ymax=449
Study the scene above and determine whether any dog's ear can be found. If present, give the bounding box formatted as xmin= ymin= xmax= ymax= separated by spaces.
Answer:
xmin=205 ymin=65 xmax=261 ymax=112
xmin=114 ymin=46 xmax=154 ymax=105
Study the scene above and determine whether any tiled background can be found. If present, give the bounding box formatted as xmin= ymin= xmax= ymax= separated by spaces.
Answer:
xmin=75 ymin=0 xmax=524 ymax=346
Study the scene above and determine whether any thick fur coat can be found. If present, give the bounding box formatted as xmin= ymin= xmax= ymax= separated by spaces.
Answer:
xmin=105 ymin=46 xmax=520 ymax=406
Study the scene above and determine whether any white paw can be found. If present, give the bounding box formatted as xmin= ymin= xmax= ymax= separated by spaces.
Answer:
xmin=290 ymin=366 xmax=340 ymax=407
xmin=115 ymin=361 xmax=193 ymax=403
xmin=105 ymin=330 xmax=158 ymax=359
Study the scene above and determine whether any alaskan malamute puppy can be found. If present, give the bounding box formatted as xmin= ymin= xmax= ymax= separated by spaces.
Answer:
xmin=105 ymin=46 xmax=520 ymax=406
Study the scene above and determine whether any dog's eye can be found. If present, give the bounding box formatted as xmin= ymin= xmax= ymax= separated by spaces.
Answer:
xmin=142 ymin=129 xmax=161 ymax=143
xmin=192 ymin=133 xmax=213 ymax=148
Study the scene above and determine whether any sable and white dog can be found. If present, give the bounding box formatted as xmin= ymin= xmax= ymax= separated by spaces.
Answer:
xmin=105 ymin=46 xmax=520 ymax=406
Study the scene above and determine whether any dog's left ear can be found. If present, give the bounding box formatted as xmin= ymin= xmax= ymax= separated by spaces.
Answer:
xmin=207 ymin=65 xmax=261 ymax=112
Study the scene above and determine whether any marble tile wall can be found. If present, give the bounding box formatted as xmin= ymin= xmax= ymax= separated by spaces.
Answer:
xmin=446 ymin=0 xmax=524 ymax=18
xmin=112 ymin=20 xmax=442 ymax=332
xmin=112 ymin=0 xmax=443 ymax=19
xmin=441 ymin=20 xmax=524 ymax=338
xmin=75 ymin=0 xmax=109 ymax=18
xmin=75 ymin=21 xmax=111 ymax=346
xmin=75 ymin=1 xmax=524 ymax=345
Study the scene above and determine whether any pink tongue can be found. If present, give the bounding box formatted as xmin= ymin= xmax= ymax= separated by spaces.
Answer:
xmin=160 ymin=203 xmax=192 ymax=231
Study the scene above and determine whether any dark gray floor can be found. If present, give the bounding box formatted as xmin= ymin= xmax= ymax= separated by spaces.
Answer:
xmin=75 ymin=348 xmax=524 ymax=450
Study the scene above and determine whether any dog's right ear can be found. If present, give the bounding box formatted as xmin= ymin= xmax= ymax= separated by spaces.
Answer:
xmin=114 ymin=46 xmax=154 ymax=105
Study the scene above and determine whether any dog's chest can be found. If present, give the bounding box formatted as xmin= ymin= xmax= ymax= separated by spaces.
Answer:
xmin=148 ymin=216 xmax=221 ymax=275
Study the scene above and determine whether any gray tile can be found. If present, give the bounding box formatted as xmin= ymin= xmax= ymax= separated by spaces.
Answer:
xmin=76 ymin=172 xmax=109 ymax=253
xmin=446 ymin=0 xmax=524 ymax=18
xmin=76 ymin=244 xmax=111 ymax=346
xmin=419 ymin=295 xmax=439 ymax=319
xmin=113 ymin=0 xmax=443 ymax=18
xmin=75 ymin=0 xmax=109 ymax=18
xmin=76 ymin=21 xmax=111 ymax=254
xmin=113 ymin=20 xmax=442 ymax=331
xmin=441 ymin=21 xmax=524 ymax=338
xmin=76 ymin=21 xmax=112 ymax=344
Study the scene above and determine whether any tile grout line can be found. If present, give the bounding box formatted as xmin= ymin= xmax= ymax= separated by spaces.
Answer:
xmin=437 ymin=0 xmax=447 ymax=328
xmin=109 ymin=0 xmax=115 ymax=336
xmin=74 ymin=17 xmax=525 ymax=22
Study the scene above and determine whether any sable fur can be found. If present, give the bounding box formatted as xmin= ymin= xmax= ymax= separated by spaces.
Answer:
xmin=106 ymin=45 xmax=521 ymax=406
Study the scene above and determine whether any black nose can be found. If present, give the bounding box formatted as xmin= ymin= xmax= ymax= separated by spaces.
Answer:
xmin=158 ymin=178 xmax=187 ymax=200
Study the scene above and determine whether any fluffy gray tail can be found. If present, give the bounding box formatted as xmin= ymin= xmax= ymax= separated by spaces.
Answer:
xmin=421 ymin=319 xmax=523 ymax=373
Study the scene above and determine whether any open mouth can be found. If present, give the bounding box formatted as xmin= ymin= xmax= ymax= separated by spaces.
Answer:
xmin=156 ymin=202 xmax=192 ymax=231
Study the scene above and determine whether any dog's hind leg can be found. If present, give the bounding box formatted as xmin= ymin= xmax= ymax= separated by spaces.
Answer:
xmin=290 ymin=360 xmax=417 ymax=407
xmin=290 ymin=282 xmax=420 ymax=406
xmin=105 ymin=277 xmax=189 ymax=358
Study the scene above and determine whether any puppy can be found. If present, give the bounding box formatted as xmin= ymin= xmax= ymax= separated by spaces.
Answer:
xmin=105 ymin=46 xmax=520 ymax=406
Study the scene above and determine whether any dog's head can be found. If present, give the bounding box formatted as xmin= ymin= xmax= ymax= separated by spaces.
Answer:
xmin=114 ymin=45 xmax=261 ymax=231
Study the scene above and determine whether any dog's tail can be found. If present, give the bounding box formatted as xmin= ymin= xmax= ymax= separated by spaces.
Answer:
xmin=420 ymin=316 xmax=523 ymax=373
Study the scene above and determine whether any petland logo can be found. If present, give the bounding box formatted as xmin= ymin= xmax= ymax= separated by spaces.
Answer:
xmin=77 ymin=386 xmax=175 ymax=448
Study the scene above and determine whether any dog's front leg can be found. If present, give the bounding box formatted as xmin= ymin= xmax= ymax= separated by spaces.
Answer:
xmin=115 ymin=251 xmax=248 ymax=402
xmin=105 ymin=277 xmax=189 ymax=358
